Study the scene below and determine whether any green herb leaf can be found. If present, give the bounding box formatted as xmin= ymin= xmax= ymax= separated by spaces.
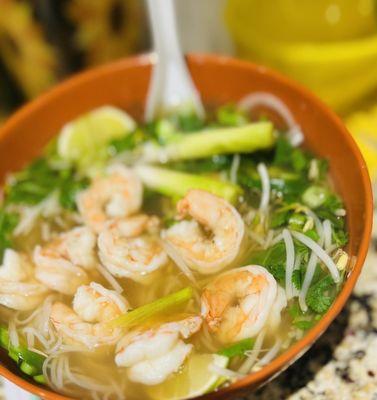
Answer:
xmin=5 ymin=157 xmax=88 ymax=211
xmin=216 ymin=105 xmax=248 ymax=127
xmin=306 ymin=275 xmax=336 ymax=314
xmin=217 ymin=338 xmax=255 ymax=358
xmin=292 ymin=269 xmax=302 ymax=290
xmin=248 ymin=242 xmax=286 ymax=285
xmin=0 ymin=326 xmax=45 ymax=378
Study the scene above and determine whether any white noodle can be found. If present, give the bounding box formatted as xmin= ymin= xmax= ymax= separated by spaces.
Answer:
xmin=283 ymin=229 xmax=295 ymax=299
xmin=291 ymin=231 xmax=340 ymax=282
xmin=8 ymin=318 xmax=19 ymax=347
xmin=47 ymin=336 xmax=63 ymax=355
xmin=22 ymin=327 xmax=51 ymax=349
xmin=89 ymin=282 xmax=127 ymax=312
xmin=96 ymin=263 xmax=123 ymax=294
xmin=257 ymin=338 xmax=282 ymax=367
xmin=238 ymin=92 xmax=304 ymax=146
xmin=304 ymin=209 xmax=324 ymax=240
xmin=14 ymin=307 xmax=42 ymax=326
xmin=28 ymin=348 xmax=48 ymax=357
xmin=25 ymin=330 xmax=34 ymax=348
xmin=230 ymin=154 xmax=241 ymax=184
xmin=323 ymin=219 xmax=332 ymax=251
xmin=239 ymin=330 xmax=265 ymax=374
xmin=13 ymin=205 xmax=42 ymax=236
xmin=299 ymin=237 xmax=324 ymax=312
xmin=257 ymin=163 xmax=270 ymax=213
xmin=162 ymin=241 xmax=198 ymax=287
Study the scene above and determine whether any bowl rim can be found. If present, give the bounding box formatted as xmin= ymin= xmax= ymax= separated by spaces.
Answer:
xmin=0 ymin=53 xmax=373 ymax=400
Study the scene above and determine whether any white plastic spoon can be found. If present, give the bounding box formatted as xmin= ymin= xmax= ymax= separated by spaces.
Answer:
xmin=145 ymin=0 xmax=205 ymax=122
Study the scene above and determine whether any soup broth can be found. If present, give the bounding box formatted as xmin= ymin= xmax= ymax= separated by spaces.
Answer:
xmin=0 ymin=103 xmax=348 ymax=399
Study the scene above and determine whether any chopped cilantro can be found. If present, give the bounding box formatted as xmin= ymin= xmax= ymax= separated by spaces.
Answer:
xmin=306 ymin=275 xmax=337 ymax=314
xmin=5 ymin=157 xmax=88 ymax=211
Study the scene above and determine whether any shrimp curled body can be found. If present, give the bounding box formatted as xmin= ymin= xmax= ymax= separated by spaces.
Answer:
xmin=50 ymin=282 xmax=129 ymax=349
xmin=98 ymin=215 xmax=168 ymax=283
xmin=201 ymin=265 xmax=287 ymax=343
xmin=164 ymin=190 xmax=245 ymax=275
xmin=0 ymin=249 xmax=49 ymax=311
xmin=115 ymin=316 xmax=202 ymax=385
xmin=77 ymin=165 xmax=142 ymax=233
xmin=34 ymin=227 xmax=96 ymax=295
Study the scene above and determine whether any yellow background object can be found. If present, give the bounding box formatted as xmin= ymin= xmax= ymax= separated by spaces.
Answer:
xmin=226 ymin=0 xmax=377 ymax=113
xmin=346 ymin=106 xmax=377 ymax=180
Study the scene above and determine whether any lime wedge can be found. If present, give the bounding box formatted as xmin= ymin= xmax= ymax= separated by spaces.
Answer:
xmin=57 ymin=106 xmax=135 ymax=170
xmin=147 ymin=353 xmax=229 ymax=400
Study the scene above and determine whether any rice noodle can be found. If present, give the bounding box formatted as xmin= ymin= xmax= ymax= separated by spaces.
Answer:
xmin=299 ymin=235 xmax=324 ymax=311
xmin=13 ymin=193 xmax=61 ymax=236
xmin=89 ymin=282 xmax=127 ymax=312
xmin=283 ymin=229 xmax=295 ymax=299
xmin=291 ymin=231 xmax=340 ymax=283
xmin=304 ymin=209 xmax=324 ymax=240
xmin=238 ymin=92 xmax=304 ymax=146
xmin=239 ymin=330 xmax=265 ymax=374
xmin=230 ymin=154 xmax=241 ymax=184
xmin=257 ymin=163 xmax=270 ymax=213
xmin=257 ymin=338 xmax=282 ymax=367
xmin=8 ymin=318 xmax=19 ymax=347
xmin=162 ymin=240 xmax=198 ymax=287
xmin=22 ymin=327 xmax=51 ymax=349
xmin=323 ymin=219 xmax=332 ymax=251
xmin=96 ymin=263 xmax=123 ymax=294
xmin=43 ymin=352 xmax=124 ymax=400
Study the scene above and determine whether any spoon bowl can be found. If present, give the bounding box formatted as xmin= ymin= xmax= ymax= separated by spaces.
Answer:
xmin=0 ymin=54 xmax=372 ymax=399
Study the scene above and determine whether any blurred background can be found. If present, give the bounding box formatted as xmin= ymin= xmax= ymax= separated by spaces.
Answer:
xmin=1 ymin=0 xmax=377 ymax=178
xmin=1 ymin=1 xmax=377 ymax=399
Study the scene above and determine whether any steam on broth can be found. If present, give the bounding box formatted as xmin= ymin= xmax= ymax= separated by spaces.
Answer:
xmin=0 ymin=102 xmax=348 ymax=399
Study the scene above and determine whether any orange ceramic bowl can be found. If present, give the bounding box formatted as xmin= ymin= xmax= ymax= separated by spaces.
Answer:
xmin=0 ymin=54 xmax=372 ymax=400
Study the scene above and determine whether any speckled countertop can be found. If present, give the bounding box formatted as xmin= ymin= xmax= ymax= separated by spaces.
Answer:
xmin=241 ymin=214 xmax=377 ymax=400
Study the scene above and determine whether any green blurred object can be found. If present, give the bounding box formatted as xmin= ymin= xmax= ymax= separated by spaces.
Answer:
xmin=226 ymin=0 xmax=377 ymax=113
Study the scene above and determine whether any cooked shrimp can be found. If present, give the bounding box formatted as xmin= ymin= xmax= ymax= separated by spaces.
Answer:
xmin=50 ymin=282 xmax=129 ymax=349
xmin=201 ymin=265 xmax=287 ymax=343
xmin=77 ymin=165 xmax=143 ymax=233
xmin=115 ymin=316 xmax=202 ymax=385
xmin=0 ymin=249 xmax=49 ymax=311
xmin=163 ymin=190 xmax=245 ymax=274
xmin=34 ymin=227 xmax=96 ymax=295
xmin=98 ymin=215 xmax=168 ymax=283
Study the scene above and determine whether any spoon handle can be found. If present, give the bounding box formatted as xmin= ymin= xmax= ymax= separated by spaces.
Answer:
xmin=145 ymin=0 xmax=205 ymax=121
